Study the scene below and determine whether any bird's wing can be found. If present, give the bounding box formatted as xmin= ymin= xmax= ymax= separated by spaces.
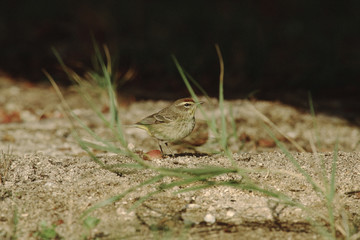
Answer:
xmin=138 ymin=109 xmax=175 ymax=125
xmin=137 ymin=114 xmax=157 ymax=125
xmin=154 ymin=111 xmax=176 ymax=123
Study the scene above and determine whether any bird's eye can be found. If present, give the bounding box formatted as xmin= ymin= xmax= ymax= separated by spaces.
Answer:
xmin=184 ymin=103 xmax=192 ymax=107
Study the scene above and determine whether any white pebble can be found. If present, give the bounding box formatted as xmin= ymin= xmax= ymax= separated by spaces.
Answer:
xmin=226 ymin=210 xmax=235 ymax=217
xmin=287 ymin=131 xmax=297 ymax=139
xmin=204 ymin=213 xmax=216 ymax=224
xmin=127 ymin=143 xmax=135 ymax=151
xmin=187 ymin=203 xmax=200 ymax=209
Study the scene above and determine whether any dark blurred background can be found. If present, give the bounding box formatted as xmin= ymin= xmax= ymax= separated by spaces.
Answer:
xmin=1 ymin=0 xmax=359 ymax=120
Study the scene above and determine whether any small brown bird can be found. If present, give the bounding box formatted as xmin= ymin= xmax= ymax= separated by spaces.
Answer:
xmin=134 ymin=98 xmax=202 ymax=154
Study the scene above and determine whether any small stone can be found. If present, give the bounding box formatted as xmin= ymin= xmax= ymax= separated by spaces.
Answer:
xmin=208 ymin=206 xmax=215 ymax=211
xmin=226 ymin=210 xmax=235 ymax=217
xmin=127 ymin=143 xmax=135 ymax=151
xmin=44 ymin=182 xmax=54 ymax=188
xmin=186 ymin=203 xmax=199 ymax=209
xmin=257 ymin=138 xmax=276 ymax=148
xmin=287 ymin=131 xmax=297 ymax=139
xmin=143 ymin=150 xmax=163 ymax=160
xmin=204 ymin=213 xmax=216 ymax=224
xmin=116 ymin=207 xmax=135 ymax=220
xmin=116 ymin=207 xmax=127 ymax=215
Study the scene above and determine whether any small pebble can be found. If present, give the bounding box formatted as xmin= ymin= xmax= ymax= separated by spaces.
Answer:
xmin=186 ymin=203 xmax=200 ymax=209
xmin=226 ymin=210 xmax=235 ymax=217
xmin=127 ymin=143 xmax=135 ymax=151
xmin=204 ymin=213 xmax=216 ymax=224
xmin=143 ymin=150 xmax=163 ymax=160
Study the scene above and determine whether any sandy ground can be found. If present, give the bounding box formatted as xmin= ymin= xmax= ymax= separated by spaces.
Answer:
xmin=0 ymin=76 xmax=359 ymax=239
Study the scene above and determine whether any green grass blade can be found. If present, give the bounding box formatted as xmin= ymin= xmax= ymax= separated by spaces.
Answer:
xmin=215 ymin=44 xmax=237 ymax=166
xmin=11 ymin=207 xmax=19 ymax=240
xmin=215 ymin=44 xmax=227 ymax=151
xmin=172 ymin=166 xmax=237 ymax=175
xmin=308 ymin=92 xmax=321 ymax=149
xmin=105 ymin=163 xmax=145 ymax=169
xmin=174 ymin=182 xmax=216 ymax=194
xmin=129 ymin=189 xmax=163 ymax=210
xmin=78 ymin=140 xmax=123 ymax=154
xmin=81 ymin=174 xmax=164 ymax=218
xmin=184 ymin=70 xmax=211 ymax=101
xmin=327 ymin=139 xmax=339 ymax=238
xmin=329 ymin=140 xmax=338 ymax=201
xmin=263 ymin=124 xmax=324 ymax=196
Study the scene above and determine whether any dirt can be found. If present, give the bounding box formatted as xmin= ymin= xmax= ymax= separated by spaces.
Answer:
xmin=0 ymin=76 xmax=359 ymax=239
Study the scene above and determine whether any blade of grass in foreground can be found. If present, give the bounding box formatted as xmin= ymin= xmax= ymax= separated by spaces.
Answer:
xmin=215 ymin=44 xmax=227 ymax=154
xmin=308 ymin=92 xmax=321 ymax=149
xmin=308 ymin=93 xmax=343 ymax=238
xmin=183 ymin=70 xmax=212 ymax=102
xmin=308 ymin=92 xmax=330 ymax=191
xmin=264 ymin=124 xmax=324 ymax=196
xmin=263 ymin=118 xmax=350 ymax=238
xmin=326 ymin=140 xmax=339 ymax=239
xmin=81 ymin=174 xmax=164 ymax=218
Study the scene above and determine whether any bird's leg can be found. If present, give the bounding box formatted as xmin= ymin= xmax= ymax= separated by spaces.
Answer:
xmin=158 ymin=141 xmax=174 ymax=157
xmin=158 ymin=141 xmax=164 ymax=155
xmin=164 ymin=142 xmax=175 ymax=157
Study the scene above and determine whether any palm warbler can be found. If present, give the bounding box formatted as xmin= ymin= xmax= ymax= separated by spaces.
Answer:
xmin=134 ymin=98 xmax=202 ymax=154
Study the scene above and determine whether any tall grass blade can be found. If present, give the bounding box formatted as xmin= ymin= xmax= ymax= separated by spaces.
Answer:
xmin=183 ymin=70 xmax=211 ymax=101
xmin=263 ymin=124 xmax=324 ymax=196
xmin=308 ymin=92 xmax=321 ymax=149
xmin=215 ymin=45 xmax=227 ymax=150
xmin=81 ymin=175 xmax=164 ymax=218
xmin=327 ymin=139 xmax=339 ymax=238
